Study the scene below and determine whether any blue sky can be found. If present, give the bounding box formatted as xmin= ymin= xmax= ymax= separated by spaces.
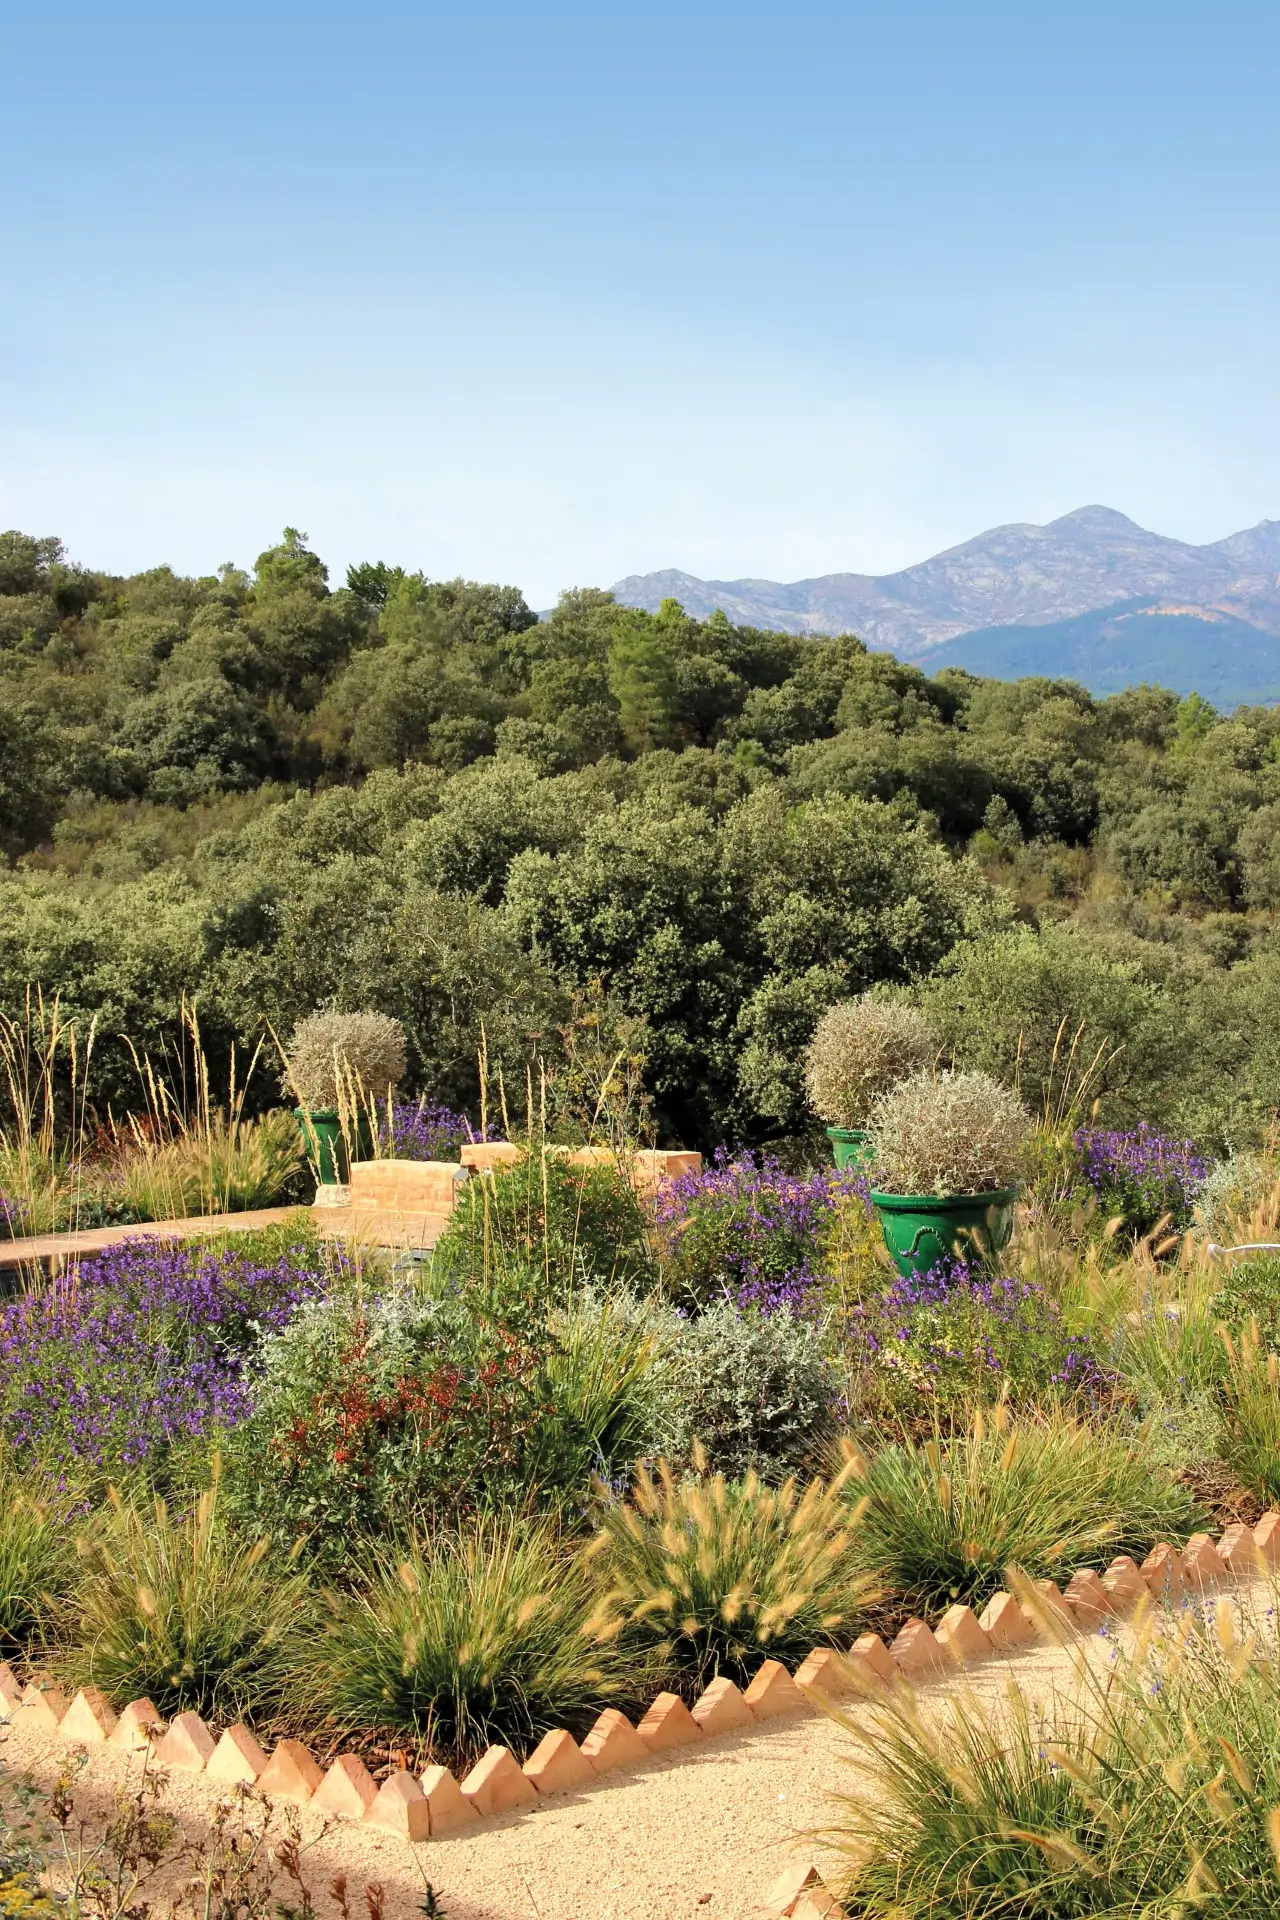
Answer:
xmin=2 ymin=1 xmax=1279 ymax=603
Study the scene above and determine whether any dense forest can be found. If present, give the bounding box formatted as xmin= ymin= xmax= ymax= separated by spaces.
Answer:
xmin=1 ymin=523 xmax=1279 ymax=1150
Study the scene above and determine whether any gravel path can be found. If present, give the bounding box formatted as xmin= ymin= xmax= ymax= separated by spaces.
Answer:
xmin=0 ymin=1638 xmax=1096 ymax=1920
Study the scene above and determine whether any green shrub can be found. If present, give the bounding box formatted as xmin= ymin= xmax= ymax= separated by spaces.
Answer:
xmin=223 ymin=1281 xmax=666 ymax=1563
xmin=430 ymin=1152 xmax=652 ymax=1298
xmin=0 ymin=1454 xmax=75 ymax=1649
xmin=829 ymin=1586 xmax=1280 ymax=1917
xmin=593 ymin=1451 xmax=875 ymax=1688
xmin=59 ymin=1483 xmax=311 ymax=1721
xmin=655 ymin=1303 xmax=837 ymax=1480
xmin=310 ymin=1514 xmax=644 ymax=1767
xmin=112 ymin=1109 xmax=306 ymax=1220
xmin=848 ymin=1410 xmax=1203 ymax=1614
xmin=1110 ymin=1285 xmax=1227 ymax=1467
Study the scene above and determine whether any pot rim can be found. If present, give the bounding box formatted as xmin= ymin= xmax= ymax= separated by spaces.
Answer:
xmin=868 ymin=1185 xmax=1021 ymax=1208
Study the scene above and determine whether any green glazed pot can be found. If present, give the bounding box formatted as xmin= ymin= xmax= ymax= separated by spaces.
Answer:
xmin=294 ymin=1108 xmax=373 ymax=1186
xmin=826 ymin=1126 xmax=872 ymax=1172
xmin=868 ymin=1186 xmax=1020 ymax=1280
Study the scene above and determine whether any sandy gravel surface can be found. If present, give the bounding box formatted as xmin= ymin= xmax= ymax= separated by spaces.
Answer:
xmin=0 ymin=1637 xmax=1099 ymax=1920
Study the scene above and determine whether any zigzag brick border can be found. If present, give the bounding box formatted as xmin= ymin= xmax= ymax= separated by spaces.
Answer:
xmin=4 ymin=1514 xmax=1276 ymax=1862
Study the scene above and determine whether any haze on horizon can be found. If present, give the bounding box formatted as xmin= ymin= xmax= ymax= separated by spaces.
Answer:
xmin=3 ymin=1 xmax=1279 ymax=608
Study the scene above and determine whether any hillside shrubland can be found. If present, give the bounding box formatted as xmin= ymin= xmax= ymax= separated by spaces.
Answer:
xmin=2 ymin=525 xmax=1280 ymax=1149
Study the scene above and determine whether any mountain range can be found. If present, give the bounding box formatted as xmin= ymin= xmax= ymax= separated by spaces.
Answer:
xmin=611 ymin=506 xmax=1280 ymax=703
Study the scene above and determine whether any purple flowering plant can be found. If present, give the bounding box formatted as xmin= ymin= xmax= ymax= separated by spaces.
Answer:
xmin=0 ymin=1224 xmax=342 ymax=1476
xmin=380 ymin=1097 xmax=485 ymax=1163
xmin=846 ymin=1258 xmax=1110 ymax=1425
xmin=1070 ymin=1123 xmax=1210 ymax=1237
xmin=653 ymin=1149 xmax=867 ymax=1314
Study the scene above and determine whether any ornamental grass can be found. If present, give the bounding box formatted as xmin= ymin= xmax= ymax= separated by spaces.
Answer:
xmin=60 ymin=1481 xmax=312 ymax=1723
xmin=846 ymin=1405 xmax=1203 ymax=1615
xmin=1217 ymin=1321 xmax=1280 ymax=1505
xmin=0 ymin=1449 xmax=76 ymax=1650
xmin=309 ymin=1512 xmax=644 ymax=1768
xmin=591 ymin=1445 xmax=876 ymax=1688
xmin=828 ymin=1582 xmax=1280 ymax=1917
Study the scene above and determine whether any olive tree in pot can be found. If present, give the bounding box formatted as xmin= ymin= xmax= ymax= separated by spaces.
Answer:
xmin=804 ymin=996 xmax=935 ymax=1171
xmin=866 ymin=1069 xmax=1030 ymax=1278
xmin=282 ymin=1011 xmax=406 ymax=1187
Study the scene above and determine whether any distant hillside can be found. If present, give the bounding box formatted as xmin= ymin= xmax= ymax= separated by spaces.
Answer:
xmin=612 ymin=507 xmax=1280 ymax=673
xmin=925 ymin=600 xmax=1280 ymax=707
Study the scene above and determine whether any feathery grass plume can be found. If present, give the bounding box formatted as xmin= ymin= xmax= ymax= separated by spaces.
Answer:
xmin=867 ymin=1068 xmax=1031 ymax=1196
xmin=825 ymin=1572 xmax=1280 ymax=1916
xmin=847 ymin=1406 xmax=1203 ymax=1614
xmin=1217 ymin=1319 xmax=1280 ymax=1504
xmin=59 ymin=1473 xmax=312 ymax=1721
xmin=804 ymin=996 xmax=934 ymax=1130
xmin=0 ymin=1448 xmax=77 ymax=1649
xmin=592 ymin=1444 xmax=876 ymax=1688
xmin=309 ymin=1512 xmax=644 ymax=1768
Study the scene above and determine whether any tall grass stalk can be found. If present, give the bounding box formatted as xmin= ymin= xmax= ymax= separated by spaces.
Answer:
xmin=827 ymin=1581 xmax=1280 ymax=1917
xmin=121 ymin=1002 xmax=302 ymax=1217
xmin=0 ymin=989 xmax=97 ymax=1235
xmin=1218 ymin=1319 xmax=1280 ymax=1503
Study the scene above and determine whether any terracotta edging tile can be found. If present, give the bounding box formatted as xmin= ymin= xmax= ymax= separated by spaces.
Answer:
xmin=743 ymin=1659 xmax=808 ymax=1719
xmin=979 ymin=1591 xmax=1035 ymax=1649
xmin=419 ymin=1764 xmax=480 ymax=1833
xmin=636 ymin=1691 xmax=703 ymax=1754
xmin=889 ymin=1618 xmax=945 ymax=1674
xmin=0 ymin=1664 xmax=23 ymax=1720
xmin=1217 ymin=1523 xmax=1262 ymax=1578
xmin=1181 ymin=1534 xmax=1227 ymax=1590
xmin=207 ymin=1725 xmax=269 ymax=1784
xmin=1063 ymin=1568 xmax=1116 ymax=1628
xmin=14 ymin=1683 xmax=69 ymax=1735
xmin=257 ymin=1739 xmax=324 ymax=1802
xmin=848 ymin=1632 xmax=898 ymax=1685
xmin=765 ymin=1862 xmax=824 ymax=1914
xmin=579 ymin=1708 xmax=650 ymax=1774
xmin=1141 ymin=1543 xmax=1185 ymax=1606
xmin=522 ymin=1728 xmax=596 ymax=1795
xmin=364 ymin=1771 xmax=430 ymax=1842
xmin=313 ymin=1753 xmax=378 ymax=1820
xmin=691 ymin=1676 xmax=755 ymax=1736
xmin=155 ymin=1710 xmax=216 ymax=1773
xmin=934 ymin=1604 xmax=992 ymax=1664
xmin=460 ymin=1745 xmax=539 ymax=1817
xmin=60 ymin=1687 xmax=117 ymax=1744
xmin=793 ymin=1647 xmax=855 ymax=1701
xmin=1101 ymin=1557 xmax=1148 ymax=1613
xmin=1254 ymin=1512 xmax=1280 ymax=1565
xmin=109 ymin=1699 xmax=163 ymax=1752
